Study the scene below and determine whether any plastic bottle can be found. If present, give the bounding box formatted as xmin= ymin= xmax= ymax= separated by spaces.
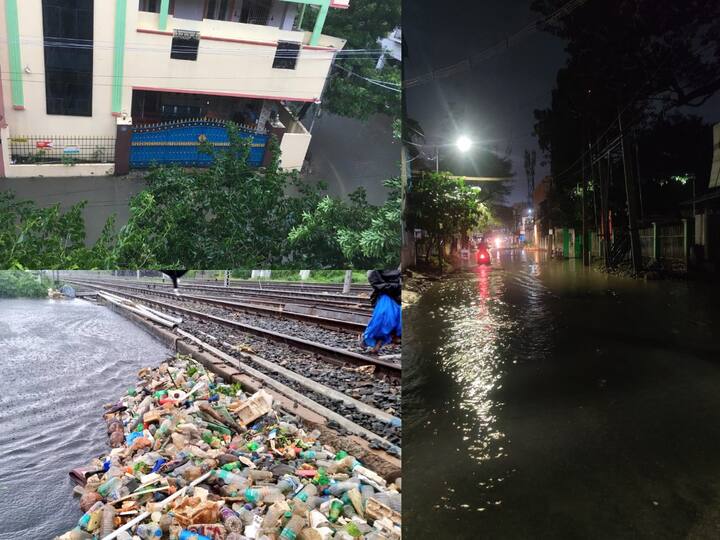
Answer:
xmin=220 ymin=506 xmax=244 ymax=533
xmin=136 ymin=523 xmax=163 ymax=539
xmin=345 ymin=522 xmax=363 ymax=538
xmin=261 ymin=501 xmax=290 ymax=532
xmin=327 ymin=499 xmax=344 ymax=523
xmin=244 ymin=486 xmax=283 ymax=504
xmin=77 ymin=501 xmax=103 ymax=531
xmin=298 ymin=450 xmax=332 ymax=460
xmin=279 ymin=514 xmax=306 ymax=540
xmin=351 ymin=462 xmax=387 ymax=488
xmin=293 ymin=483 xmax=318 ymax=502
xmin=100 ymin=504 xmax=116 ymax=537
xmin=327 ymin=479 xmax=360 ymax=497
xmin=246 ymin=469 xmax=273 ymax=482
xmin=276 ymin=474 xmax=300 ymax=493
xmin=154 ymin=418 xmax=173 ymax=443
xmin=178 ymin=530 xmax=212 ymax=540
xmin=342 ymin=504 xmax=357 ymax=519
xmin=215 ymin=469 xmax=245 ymax=485
xmin=97 ymin=476 xmax=121 ymax=497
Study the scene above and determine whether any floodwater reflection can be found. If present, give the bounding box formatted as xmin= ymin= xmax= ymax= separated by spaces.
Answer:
xmin=404 ymin=251 xmax=720 ymax=538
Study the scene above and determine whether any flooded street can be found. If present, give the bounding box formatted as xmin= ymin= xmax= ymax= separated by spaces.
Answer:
xmin=404 ymin=250 xmax=720 ymax=539
xmin=0 ymin=299 xmax=169 ymax=539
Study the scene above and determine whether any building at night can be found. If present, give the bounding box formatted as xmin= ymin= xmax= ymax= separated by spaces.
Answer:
xmin=0 ymin=0 xmax=348 ymax=177
xmin=690 ymin=122 xmax=720 ymax=270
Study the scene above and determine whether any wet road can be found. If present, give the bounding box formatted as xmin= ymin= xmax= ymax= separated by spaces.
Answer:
xmin=0 ymin=299 xmax=169 ymax=539
xmin=404 ymin=250 xmax=720 ymax=539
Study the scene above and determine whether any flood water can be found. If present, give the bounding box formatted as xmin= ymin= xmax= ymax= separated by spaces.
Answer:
xmin=404 ymin=250 xmax=720 ymax=539
xmin=0 ymin=299 xmax=169 ymax=539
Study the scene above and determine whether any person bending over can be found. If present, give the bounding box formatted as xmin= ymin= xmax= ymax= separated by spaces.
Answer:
xmin=361 ymin=269 xmax=402 ymax=354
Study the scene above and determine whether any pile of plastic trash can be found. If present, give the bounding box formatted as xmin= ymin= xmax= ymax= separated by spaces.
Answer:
xmin=57 ymin=355 xmax=401 ymax=540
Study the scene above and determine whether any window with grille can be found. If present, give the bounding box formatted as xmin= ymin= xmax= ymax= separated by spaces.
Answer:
xmin=273 ymin=41 xmax=300 ymax=70
xmin=42 ymin=0 xmax=93 ymax=116
xmin=171 ymin=29 xmax=200 ymax=61
xmin=241 ymin=0 xmax=271 ymax=25
xmin=139 ymin=0 xmax=160 ymax=12
xmin=206 ymin=0 xmax=232 ymax=21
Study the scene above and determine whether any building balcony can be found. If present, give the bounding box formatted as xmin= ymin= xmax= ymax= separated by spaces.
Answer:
xmin=135 ymin=10 xmax=345 ymax=50
xmin=121 ymin=10 xmax=346 ymax=108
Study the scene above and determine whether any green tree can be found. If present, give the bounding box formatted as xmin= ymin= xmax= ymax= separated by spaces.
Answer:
xmin=0 ymin=126 xmax=400 ymax=269
xmin=288 ymin=178 xmax=401 ymax=268
xmin=0 ymin=270 xmax=51 ymax=298
xmin=302 ymin=0 xmax=400 ymax=121
xmin=532 ymin=0 xmax=720 ymax=226
xmin=406 ymin=172 xmax=492 ymax=273
xmin=111 ymin=128 xmax=324 ymax=268
xmin=0 ymin=192 xmax=92 ymax=269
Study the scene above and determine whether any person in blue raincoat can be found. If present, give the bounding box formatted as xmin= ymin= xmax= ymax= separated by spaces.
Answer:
xmin=362 ymin=269 xmax=402 ymax=353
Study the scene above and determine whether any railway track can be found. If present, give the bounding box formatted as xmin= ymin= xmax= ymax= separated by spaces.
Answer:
xmin=91 ymin=290 xmax=401 ymax=452
xmin=78 ymin=284 xmax=400 ymax=376
xmin=67 ymin=279 xmax=369 ymax=332
xmin=68 ymin=276 xmax=374 ymax=314
xmin=187 ymin=277 xmax=373 ymax=294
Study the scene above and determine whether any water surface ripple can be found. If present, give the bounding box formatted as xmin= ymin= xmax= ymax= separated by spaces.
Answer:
xmin=404 ymin=251 xmax=720 ymax=539
xmin=0 ymin=299 xmax=169 ymax=539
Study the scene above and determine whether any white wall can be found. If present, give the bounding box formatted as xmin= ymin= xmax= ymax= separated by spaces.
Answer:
xmin=0 ymin=0 xmax=344 ymax=175
xmin=0 ymin=0 xmax=117 ymax=138
xmin=118 ymin=11 xmax=344 ymax=114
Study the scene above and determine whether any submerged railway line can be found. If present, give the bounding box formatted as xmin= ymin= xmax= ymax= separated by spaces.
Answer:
xmin=65 ymin=277 xmax=402 ymax=457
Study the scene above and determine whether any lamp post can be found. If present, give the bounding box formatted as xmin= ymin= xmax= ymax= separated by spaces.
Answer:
xmin=434 ymin=135 xmax=473 ymax=172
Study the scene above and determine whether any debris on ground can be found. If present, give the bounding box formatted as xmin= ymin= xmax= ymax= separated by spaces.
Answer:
xmin=57 ymin=354 xmax=401 ymax=540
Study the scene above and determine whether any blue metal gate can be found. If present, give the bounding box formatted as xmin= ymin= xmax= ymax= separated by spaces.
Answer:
xmin=130 ymin=119 xmax=268 ymax=168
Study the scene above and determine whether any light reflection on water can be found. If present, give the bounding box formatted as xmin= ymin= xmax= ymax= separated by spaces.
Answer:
xmin=404 ymin=251 xmax=559 ymax=524
xmin=436 ymin=265 xmax=508 ymax=468
xmin=406 ymin=251 xmax=720 ymax=539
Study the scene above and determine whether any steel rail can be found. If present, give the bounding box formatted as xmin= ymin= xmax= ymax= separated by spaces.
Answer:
xmin=87 ymin=284 xmax=400 ymax=376
xmin=69 ymin=277 xmax=374 ymax=313
xmin=68 ymin=279 xmax=368 ymax=332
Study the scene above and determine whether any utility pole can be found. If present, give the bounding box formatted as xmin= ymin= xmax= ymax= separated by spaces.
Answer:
xmin=581 ymin=145 xmax=589 ymax=266
xmin=599 ymin=151 xmax=611 ymax=267
xmin=618 ymin=108 xmax=642 ymax=275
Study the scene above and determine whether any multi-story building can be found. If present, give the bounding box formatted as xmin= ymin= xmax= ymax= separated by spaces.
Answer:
xmin=0 ymin=0 xmax=348 ymax=178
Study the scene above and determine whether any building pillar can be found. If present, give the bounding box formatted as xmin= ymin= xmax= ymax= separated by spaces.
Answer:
xmin=310 ymin=0 xmax=330 ymax=46
xmin=114 ymin=117 xmax=133 ymax=175
xmin=682 ymin=218 xmax=689 ymax=271
xmin=652 ymin=222 xmax=658 ymax=260
xmin=0 ymin=66 xmax=7 ymax=178
xmin=262 ymin=122 xmax=287 ymax=167
xmin=159 ymin=0 xmax=170 ymax=30
xmin=0 ymin=127 xmax=7 ymax=178
xmin=5 ymin=0 xmax=24 ymax=109
xmin=112 ymin=0 xmax=128 ymax=115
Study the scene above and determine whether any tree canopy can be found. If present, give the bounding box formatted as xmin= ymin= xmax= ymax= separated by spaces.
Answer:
xmin=532 ymin=0 xmax=720 ymax=226
xmin=303 ymin=0 xmax=401 ymax=121
xmin=406 ymin=172 xmax=493 ymax=271
xmin=0 ymin=127 xmax=400 ymax=269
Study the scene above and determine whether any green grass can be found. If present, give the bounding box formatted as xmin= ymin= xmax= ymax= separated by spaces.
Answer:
xmin=229 ymin=269 xmax=369 ymax=284
xmin=0 ymin=271 xmax=52 ymax=298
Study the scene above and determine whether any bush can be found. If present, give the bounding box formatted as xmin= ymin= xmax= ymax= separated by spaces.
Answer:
xmin=0 ymin=271 xmax=51 ymax=298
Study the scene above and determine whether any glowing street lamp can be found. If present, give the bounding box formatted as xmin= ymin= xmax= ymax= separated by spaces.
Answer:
xmin=435 ymin=135 xmax=473 ymax=172
xmin=456 ymin=135 xmax=473 ymax=153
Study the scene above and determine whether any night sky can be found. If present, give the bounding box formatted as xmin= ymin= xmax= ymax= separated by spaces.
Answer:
xmin=404 ymin=1 xmax=568 ymax=203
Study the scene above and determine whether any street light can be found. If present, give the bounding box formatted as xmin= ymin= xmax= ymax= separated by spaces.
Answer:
xmin=435 ymin=135 xmax=473 ymax=173
xmin=456 ymin=135 xmax=472 ymax=153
